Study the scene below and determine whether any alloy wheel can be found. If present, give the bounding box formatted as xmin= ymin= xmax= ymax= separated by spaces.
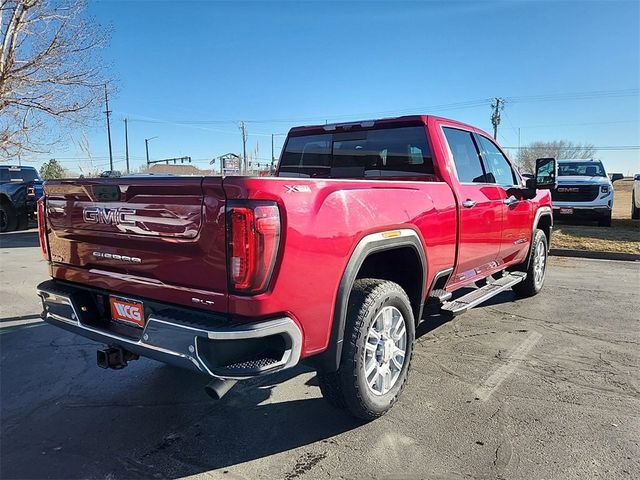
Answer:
xmin=363 ymin=306 xmax=407 ymax=396
xmin=533 ymin=241 xmax=547 ymax=287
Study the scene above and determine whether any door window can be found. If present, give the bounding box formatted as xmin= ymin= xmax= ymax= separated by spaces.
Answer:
xmin=442 ymin=128 xmax=486 ymax=183
xmin=477 ymin=135 xmax=517 ymax=187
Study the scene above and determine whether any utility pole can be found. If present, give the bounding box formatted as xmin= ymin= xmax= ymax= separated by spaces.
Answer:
xmin=104 ymin=84 xmax=113 ymax=170
xmin=240 ymin=122 xmax=247 ymax=175
xmin=271 ymin=134 xmax=276 ymax=172
xmin=491 ymin=97 xmax=504 ymax=140
xmin=124 ymin=118 xmax=130 ymax=174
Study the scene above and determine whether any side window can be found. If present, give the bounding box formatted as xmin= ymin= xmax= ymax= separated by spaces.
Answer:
xmin=477 ymin=135 xmax=517 ymax=187
xmin=278 ymin=127 xmax=434 ymax=178
xmin=332 ymin=126 xmax=434 ymax=178
xmin=442 ymin=127 xmax=486 ymax=183
xmin=279 ymin=134 xmax=332 ymax=177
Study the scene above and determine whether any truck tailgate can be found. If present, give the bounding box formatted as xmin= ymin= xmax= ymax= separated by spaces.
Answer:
xmin=43 ymin=177 xmax=228 ymax=312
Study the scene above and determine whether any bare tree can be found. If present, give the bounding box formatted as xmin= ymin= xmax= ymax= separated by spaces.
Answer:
xmin=75 ymin=131 xmax=100 ymax=177
xmin=0 ymin=0 xmax=109 ymax=159
xmin=515 ymin=140 xmax=597 ymax=173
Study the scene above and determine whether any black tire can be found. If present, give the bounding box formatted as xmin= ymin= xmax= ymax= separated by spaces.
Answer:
xmin=317 ymin=279 xmax=415 ymax=420
xmin=0 ymin=203 xmax=17 ymax=233
xmin=632 ymin=193 xmax=640 ymax=220
xmin=513 ymin=229 xmax=548 ymax=298
xmin=598 ymin=213 xmax=612 ymax=227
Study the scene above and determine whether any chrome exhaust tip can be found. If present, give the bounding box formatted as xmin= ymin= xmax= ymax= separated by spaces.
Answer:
xmin=204 ymin=379 xmax=238 ymax=400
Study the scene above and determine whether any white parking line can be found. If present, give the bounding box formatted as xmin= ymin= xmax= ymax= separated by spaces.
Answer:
xmin=475 ymin=331 xmax=542 ymax=401
xmin=0 ymin=317 xmax=44 ymax=334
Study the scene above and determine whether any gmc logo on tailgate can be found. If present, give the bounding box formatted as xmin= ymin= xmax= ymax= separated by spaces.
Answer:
xmin=83 ymin=207 xmax=136 ymax=226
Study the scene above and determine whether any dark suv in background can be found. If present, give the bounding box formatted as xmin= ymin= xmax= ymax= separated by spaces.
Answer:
xmin=0 ymin=165 xmax=43 ymax=232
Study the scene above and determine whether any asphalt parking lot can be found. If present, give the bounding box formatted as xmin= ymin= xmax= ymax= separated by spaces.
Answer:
xmin=1 ymin=229 xmax=639 ymax=480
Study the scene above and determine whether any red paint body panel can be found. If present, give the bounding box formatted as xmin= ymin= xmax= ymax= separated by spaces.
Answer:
xmin=44 ymin=177 xmax=228 ymax=311
xmin=223 ymin=176 xmax=456 ymax=354
xmin=40 ymin=115 xmax=552 ymax=361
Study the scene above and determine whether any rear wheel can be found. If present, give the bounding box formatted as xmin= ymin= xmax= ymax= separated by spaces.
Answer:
xmin=632 ymin=192 xmax=639 ymax=220
xmin=0 ymin=203 xmax=17 ymax=232
xmin=513 ymin=229 xmax=548 ymax=298
xmin=317 ymin=279 xmax=415 ymax=420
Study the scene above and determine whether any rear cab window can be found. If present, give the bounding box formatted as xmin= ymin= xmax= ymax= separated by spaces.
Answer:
xmin=0 ymin=167 xmax=40 ymax=182
xmin=278 ymin=126 xmax=436 ymax=179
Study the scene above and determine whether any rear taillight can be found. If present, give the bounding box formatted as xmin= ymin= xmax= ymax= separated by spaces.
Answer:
xmin=227 ymin=202 xmax=281 ymax=294
xmin=37 ymin=197 xmax=49 ymax=260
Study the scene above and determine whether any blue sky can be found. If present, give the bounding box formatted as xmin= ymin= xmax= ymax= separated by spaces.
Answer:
xmin=37 ymin=0 xmax=640 ymax=174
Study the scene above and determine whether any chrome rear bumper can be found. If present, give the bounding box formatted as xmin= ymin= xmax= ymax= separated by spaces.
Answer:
xmin=37 ymin=281 xmax=302 ymax=380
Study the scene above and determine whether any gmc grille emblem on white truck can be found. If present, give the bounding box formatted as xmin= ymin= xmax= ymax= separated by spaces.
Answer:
xmin=83 ymin=207 xmax=137 ymax=226
xmin=557 ymin=187 xmax=580 ymax=193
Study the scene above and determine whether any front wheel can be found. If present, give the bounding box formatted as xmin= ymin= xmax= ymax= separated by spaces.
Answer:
xmin=317 ymin=279 xmax=415 ymax=420
xmin=513 ymin=229 xmax=548 ymax=298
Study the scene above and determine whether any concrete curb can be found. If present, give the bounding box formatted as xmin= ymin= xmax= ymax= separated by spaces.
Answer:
xmin=550 ymin=248 xmax=640 ymax=262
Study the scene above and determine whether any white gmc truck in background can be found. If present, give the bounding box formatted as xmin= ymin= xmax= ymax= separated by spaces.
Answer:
xmin=551 ymin=159 xmax=623 ymax=227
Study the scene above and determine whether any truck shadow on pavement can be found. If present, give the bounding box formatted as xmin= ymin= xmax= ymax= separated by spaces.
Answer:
xmin=416 ymin=289 xmax=516 ymax=339
xmin=2 ymin=289 xmax=519 ymax=479
xmin=0 ymin=325 xmax=362 ymax=479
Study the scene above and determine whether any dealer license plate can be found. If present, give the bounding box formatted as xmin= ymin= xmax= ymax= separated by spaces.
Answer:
xmin=109 ymin=296 xmax=145 ymax=328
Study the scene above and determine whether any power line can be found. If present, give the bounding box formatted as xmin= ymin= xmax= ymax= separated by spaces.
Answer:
xmin=504 ymin=145 xmax=640 ymax=150
xmin=120 ymin=88 xmax=638 ymax=127
xmin=516 ymin=119 xmax=639 ymax=129
xmin=505 ymin=88 xmax=639 ymax=103
xmin=124 ymin=99 xmax=492 ymax=126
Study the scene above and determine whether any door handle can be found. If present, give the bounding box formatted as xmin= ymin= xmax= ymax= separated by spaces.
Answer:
xmin=462 ymin=199 xmax=477 ymax=208
xmin=503 ymin=195 xmax=519 ymax=206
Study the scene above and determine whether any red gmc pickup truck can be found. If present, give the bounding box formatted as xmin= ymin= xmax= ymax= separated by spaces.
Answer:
xmin=37 ymin=115 xmax=556 ymax=420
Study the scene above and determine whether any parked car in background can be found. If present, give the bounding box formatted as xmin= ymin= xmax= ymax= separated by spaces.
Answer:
xmin=99 ymin=170 xmax=122 ymax=178
xmin=0 ymin=165 xmax=42 ymax=232
xmin=551 ymin=159 xmax=622 ymax=227
xmin=632 ymin=174 xmax=640 ymax=220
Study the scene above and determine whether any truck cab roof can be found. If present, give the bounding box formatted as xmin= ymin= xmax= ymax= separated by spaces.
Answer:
xmin=288 ymin=114 xmax=485 ymax=137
